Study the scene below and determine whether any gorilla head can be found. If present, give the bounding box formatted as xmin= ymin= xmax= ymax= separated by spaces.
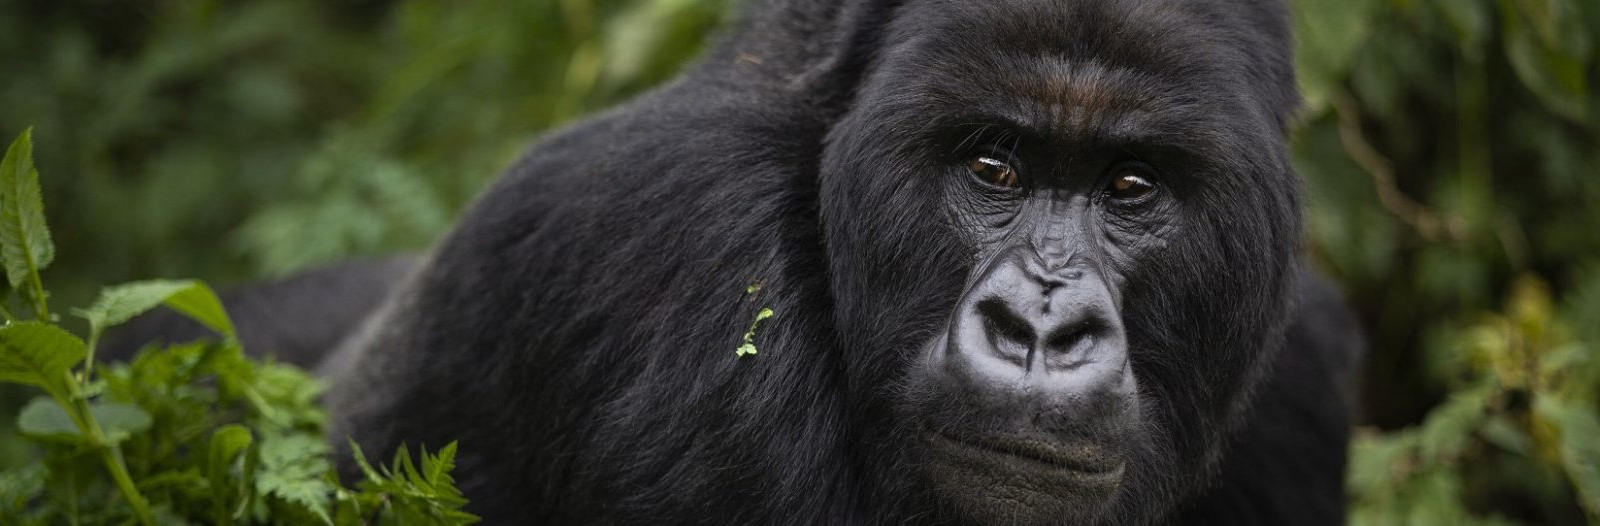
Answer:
xmin=819 ymin=0 xmax=1301 ymax=523
xmin=312 ymin=0 xmax=1345 ymax=524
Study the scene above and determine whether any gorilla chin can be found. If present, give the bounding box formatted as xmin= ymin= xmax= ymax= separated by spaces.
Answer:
xmin=923 ymin=430 xmax=1127 ymax=524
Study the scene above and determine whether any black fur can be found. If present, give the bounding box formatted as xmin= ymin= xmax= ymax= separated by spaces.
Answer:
xmin=116 ymin=0 xmax=1363 ymax=523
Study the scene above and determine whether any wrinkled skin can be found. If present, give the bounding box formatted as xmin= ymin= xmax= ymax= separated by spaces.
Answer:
xmin=117 ymin=0 xmax=1366 ymax=524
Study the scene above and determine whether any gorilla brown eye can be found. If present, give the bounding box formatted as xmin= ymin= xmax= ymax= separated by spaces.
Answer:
xmin=967 ymin=156 xmax=1019 ymax=188
xmin=1108 ymin=169 xmax=1156 ymax=200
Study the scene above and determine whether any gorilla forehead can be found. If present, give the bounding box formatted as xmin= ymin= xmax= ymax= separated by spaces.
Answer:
xmin=872 ymin=0 xmax=1292 ymax=138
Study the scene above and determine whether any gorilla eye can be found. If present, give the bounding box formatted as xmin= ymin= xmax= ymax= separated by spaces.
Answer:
xmin=1107 ymin=166 xmax=1157 ymax=201
xmin=966 ymin=156 xmax=1019 ymax=188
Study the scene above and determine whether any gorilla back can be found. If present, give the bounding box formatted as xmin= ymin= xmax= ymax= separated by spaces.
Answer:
xmin=321 ymin=0 xmax=1360 ymax=524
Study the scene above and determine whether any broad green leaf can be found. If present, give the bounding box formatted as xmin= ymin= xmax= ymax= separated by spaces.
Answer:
xmin=75 ymin=279 xmax=236 ymax=342
xmin=208 ymin=425 xmax=253 ymax=476
xmin=0 ymin=128 xmax=55 ymax=291
xmin=15 ymin=396 xmax=81 ymax=443
xmin=0 ymin=322 xmax=86 ymax=399
xmin=207 ymin=424 xmax=254 ymax=516
xmin=92 ymin=402 xmax=153 ymax=445
xmin=17 ymin=397 xmax=151 ymax=446
xmin=161 ymin=281 xmax=236 ymax=339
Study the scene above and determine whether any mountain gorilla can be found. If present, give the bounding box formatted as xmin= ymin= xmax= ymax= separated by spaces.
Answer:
xmin=110 ymin=0 xmax=1361 ymax=523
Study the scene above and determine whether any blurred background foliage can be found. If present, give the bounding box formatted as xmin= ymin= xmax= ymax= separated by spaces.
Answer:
xmin=0 ymin=0 xmax=1595 ymax=523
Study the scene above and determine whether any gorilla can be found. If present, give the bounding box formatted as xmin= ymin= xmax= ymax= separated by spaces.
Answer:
xmin=110 ymin=0 xmax=1363 ymax=523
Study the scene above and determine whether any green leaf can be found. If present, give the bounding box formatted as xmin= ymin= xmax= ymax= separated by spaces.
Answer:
xmin=75 ymin=279 xmax=237 ymax=344
xmin=1291 ymin=0 xmax=1381 ymax=112
xmin=0 ymin=461 xmax=45 ymax=517
xmin=1501 ymin=1 xmax=1590 ymax=121
xmin=0 ymin=128 xmax=55 ymax=292
xmin=206 ymin=425 xmax=253 ymax=519
xmin=735 ymin=307 xmax=774 ymax=358
xmin=208 ymin=425 xmax=253 ymax=476
xmin=348 ymin=438 xmax=385 ymax=484
xmin=92 ymin=402 xmax=153 ymax=445
xmin=424 ymin=441 xmax=459 ymax=488
xmin=257 ymin=433 xmax=334 ymax=525
xmin=17 ymin=397 xmax=152 ymax=446
xmin=0 ymin=322 xmax=86 ymax=399
xmin=1418 ymin=383 xmax=1490 ymax=460
xmin=1536 ymin=396 xmax=1600 ymax=520
xmin=16 ymin=396 xmax=81 ymax=443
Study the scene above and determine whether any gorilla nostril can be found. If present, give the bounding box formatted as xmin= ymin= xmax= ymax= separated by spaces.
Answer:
xmin=975 ymin=298 xmax=1034 ymax=364
xmin=1043 ymin=321 xmax=1101 ymax=367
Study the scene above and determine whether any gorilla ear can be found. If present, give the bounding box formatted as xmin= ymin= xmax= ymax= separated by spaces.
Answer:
xmin=723 ymin=0 xmax=906 ymax=93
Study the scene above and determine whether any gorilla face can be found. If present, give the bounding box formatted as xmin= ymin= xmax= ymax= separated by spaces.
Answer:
xmin=820 ymin=0 xmax=1301 ymax=523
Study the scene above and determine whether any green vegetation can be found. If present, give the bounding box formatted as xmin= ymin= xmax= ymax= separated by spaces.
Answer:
xmin=0 ymin=131 xmax=475 ymax=524
xmin=1293 ymin=0 xmax=1600 ymax=522
xmin=0 ymin=0 xmax=1596 ymax=523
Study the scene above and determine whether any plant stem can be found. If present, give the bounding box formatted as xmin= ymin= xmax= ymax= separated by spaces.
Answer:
xmin=27 ymin=271 xmax=48 ymax=321
xmin=83 ymin=331 xmax=99 ymax=376
xmin=97 ymin=446 xmax=154 ymax=526
xmin=58 ymin=373 xmax=155 ymax=526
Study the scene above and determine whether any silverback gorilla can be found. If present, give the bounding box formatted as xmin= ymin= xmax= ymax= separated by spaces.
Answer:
xmin=110 ymin=0 xmax=1363 ymax=523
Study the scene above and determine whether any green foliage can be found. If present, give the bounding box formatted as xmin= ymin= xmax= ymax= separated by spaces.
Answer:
xmin=1293 ymin=0 xmax=1600 ymax=521
xmin=0 ymin=129 xmax=54 ymax=319
xmin=0 ymin=0 xmax=1594 ymax=522
xmin=736 ymin=308 xmax=775 ymax=358
xmin=340 ymin=441 xmax=476 ymax=524
xmin=0 ymin=130 xmax=477 ymax=525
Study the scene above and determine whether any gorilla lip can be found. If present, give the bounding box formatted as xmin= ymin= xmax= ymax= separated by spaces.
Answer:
xmin=926 ymin=428 xmax=1124 ymax=478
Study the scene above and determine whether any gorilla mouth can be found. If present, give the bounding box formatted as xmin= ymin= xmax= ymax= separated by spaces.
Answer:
xmin=926 ymin=429 xmax=1125 ymax=479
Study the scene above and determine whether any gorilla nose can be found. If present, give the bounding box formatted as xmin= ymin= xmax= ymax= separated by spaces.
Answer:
xmin=947 ymin=258 xmax=1129 ymax=395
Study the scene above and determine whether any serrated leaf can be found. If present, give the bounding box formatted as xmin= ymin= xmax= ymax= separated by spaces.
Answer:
xmin=425 ymin=441 xmax=459 ymax=487
xmin=257 ymin=433 xmax=334 ymax=525
xmin=75 ymin=279 xmax=236 ymax=345
xmin=16 ymin=396 xmax=81 ymax=443
xmin=348 ymin=438 xmax=385 ymax=484
xmin=0 ymin=321 xmax=86 ymax=399
xmin=0 ymin=128 xmax=55 ymax=290
xmin=0 ymin=461 xmax=45 ymax=514
xmin=1536 ymin=396 xmax=1600 ymax=520
xmin=1418 ymin=384 xmax=1490 ymax=460
xmin=1347 ymin=428 xmax=1419 ymax=496
xmin=1478 ymin=415 xmax=1533 ymax=455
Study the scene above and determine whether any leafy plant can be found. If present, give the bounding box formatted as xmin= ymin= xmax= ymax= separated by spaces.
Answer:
xmin=0 ymin=129 xmax=477 ymax=525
